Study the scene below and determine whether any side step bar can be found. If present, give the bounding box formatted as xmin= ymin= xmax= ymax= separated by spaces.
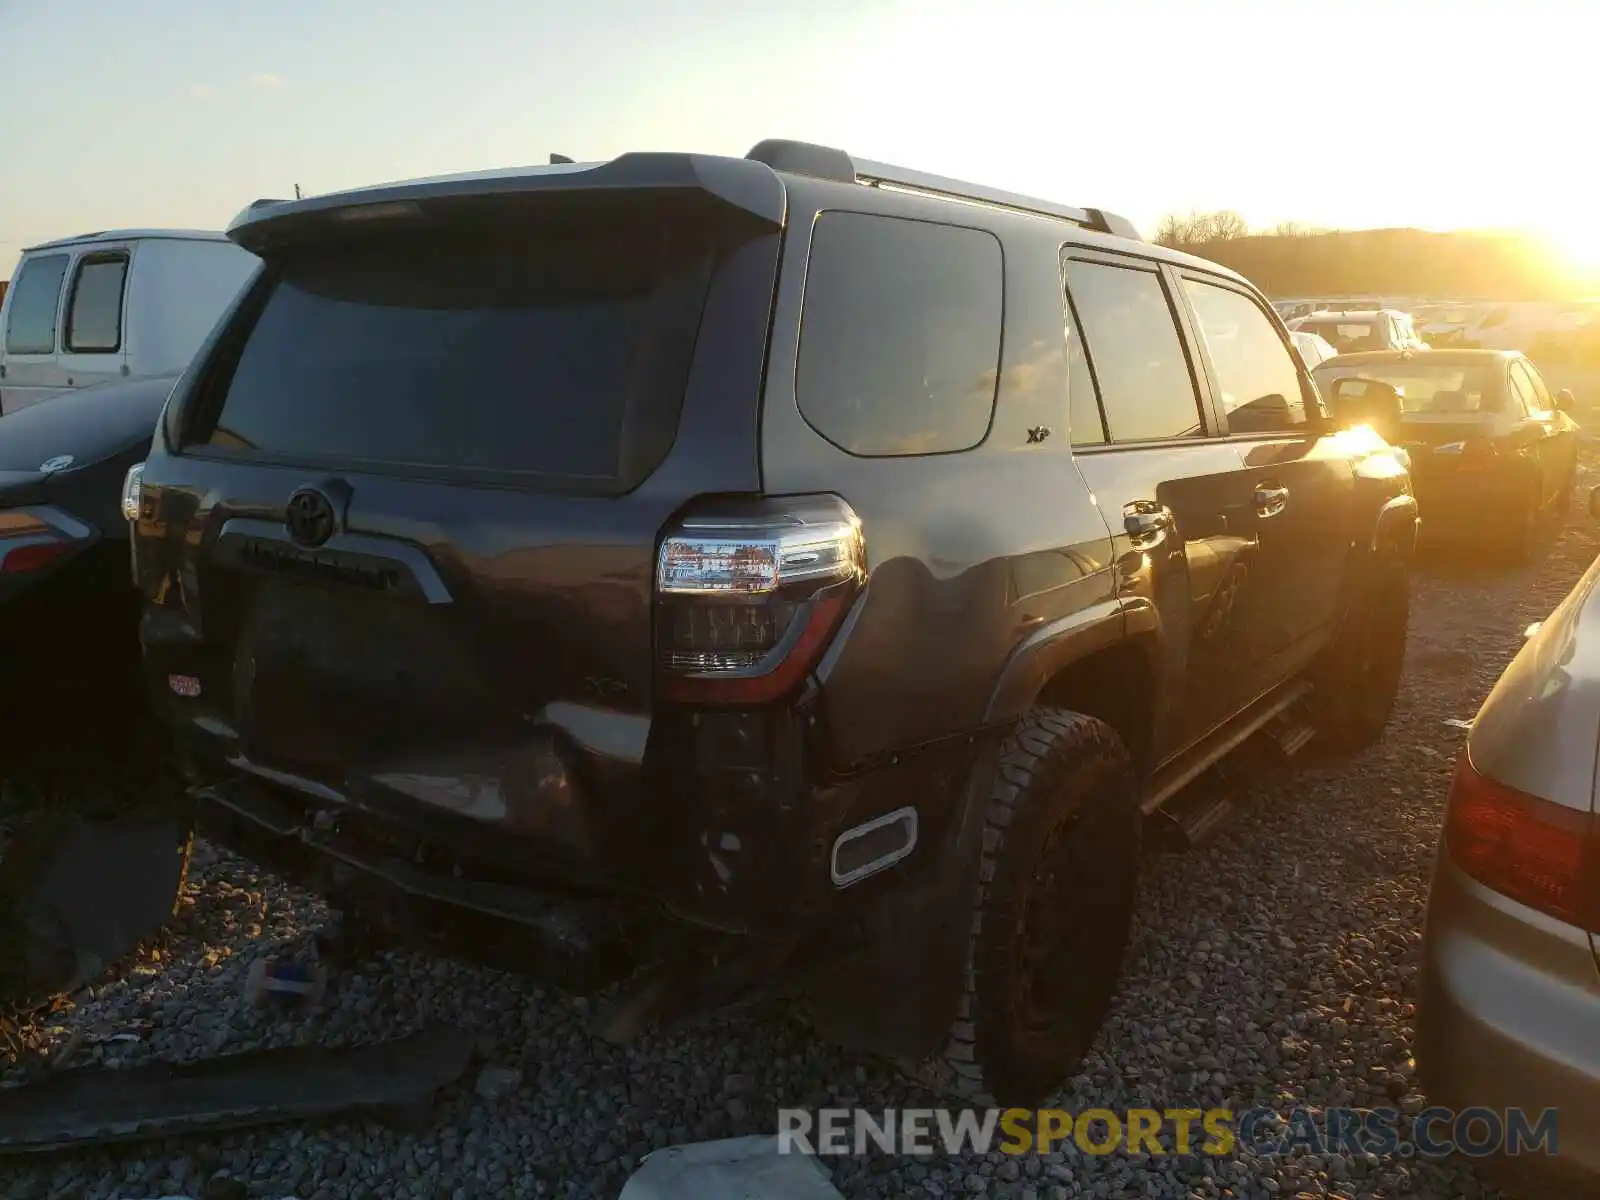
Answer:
xmin=1147 ymin=682 xmax=1318 ymax=846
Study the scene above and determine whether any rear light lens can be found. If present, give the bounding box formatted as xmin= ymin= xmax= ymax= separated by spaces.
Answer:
xmin=0 ymin=540 xmax=71 ymax=573
xmin=656 ymin=495 xmax=865 ymax=704
xmin=1444 ymin=754 xmax=1598 ymax=928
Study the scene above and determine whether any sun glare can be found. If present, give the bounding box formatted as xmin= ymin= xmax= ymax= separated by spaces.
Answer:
xmin=1536 ymin=220 xmax=1600 ymax=275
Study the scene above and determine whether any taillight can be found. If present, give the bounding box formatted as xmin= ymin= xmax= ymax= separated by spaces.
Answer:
xmin=1444 ymin=754 xmax=1598 ymax=928
xmin=0 ymin=539 xmax=71 ymax=573
xmin=655 ymin=495 xmax=866 ymax=704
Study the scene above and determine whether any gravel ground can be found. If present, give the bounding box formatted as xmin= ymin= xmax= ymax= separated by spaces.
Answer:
xmin=7 ymin=464 xmax=1600 ymax=1200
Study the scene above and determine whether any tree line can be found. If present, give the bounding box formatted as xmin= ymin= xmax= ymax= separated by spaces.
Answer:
xmin=1152 ymin=210 xmax=1596 ymax=300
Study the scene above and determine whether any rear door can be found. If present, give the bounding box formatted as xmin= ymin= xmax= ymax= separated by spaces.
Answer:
xmin=1511 ymin=358 xmax=1574 ymax=503
xmin=1505 ymin=360 xmax=1554 ymax=504
xmin=0 ymin=251 xmax=73 ymax=414
xmin=57 ymin=246 xmax=133 ymax=393
xmin=1062 ymin=249 xmax=1260 ymax=761
xmin=143 ymin=192 xmax=780 ymax=838
xmin=1173 ymin=269 xmax=1356 ymax=706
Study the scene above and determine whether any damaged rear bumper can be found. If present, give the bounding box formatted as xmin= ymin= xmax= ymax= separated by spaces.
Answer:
xmin=194 ymin=775 xmax=640 ymax=993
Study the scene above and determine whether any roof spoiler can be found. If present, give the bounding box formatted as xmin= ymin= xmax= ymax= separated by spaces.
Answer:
xmin=745 ymin=138 xmax=1141 ymax=240
xmin=225 ymin=155 xmax=788 ymax=253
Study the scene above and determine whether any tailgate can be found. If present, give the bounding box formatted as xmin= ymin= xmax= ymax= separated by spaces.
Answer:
xmin=135 ymin=188 xmax=780 ymax=866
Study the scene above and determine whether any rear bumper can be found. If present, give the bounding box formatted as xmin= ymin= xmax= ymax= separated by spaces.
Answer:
xmin=1417 ymin=855 xmax=1600 ymax=1189
xmin=195 ymin=773 xmax=638 ymax=992
xmin=1409 ymin=466 xmax=1531 ymax=533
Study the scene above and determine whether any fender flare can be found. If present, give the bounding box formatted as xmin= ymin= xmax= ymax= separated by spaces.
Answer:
xmin=1370 ymin=493 xmax=1420 ymax=561
xmin=982 ymin=597 xmax=1142 ymax=725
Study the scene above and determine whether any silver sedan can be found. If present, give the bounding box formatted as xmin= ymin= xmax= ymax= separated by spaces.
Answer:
xmin=1418 ymin=486 xmax=1600 ymax=1191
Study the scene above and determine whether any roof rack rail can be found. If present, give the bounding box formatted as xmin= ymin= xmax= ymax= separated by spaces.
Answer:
xmin=744 ymin=139 xmax=1141 ymax=240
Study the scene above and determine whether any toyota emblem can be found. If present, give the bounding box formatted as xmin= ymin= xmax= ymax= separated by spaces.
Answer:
xmin=284 ymin=487 xmax=337 ymax=548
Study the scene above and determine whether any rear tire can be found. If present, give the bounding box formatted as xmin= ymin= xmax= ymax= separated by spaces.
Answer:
xmin=935 ymin=709 xmax=1140 ymax=1107
xmin=1554 ymin=463 xmax=1575 ymax=515
xmin=1314 ymin=561 xmax=1410 ymax=753
xmin=1501 ymin=484 xmax=1542 ymax=565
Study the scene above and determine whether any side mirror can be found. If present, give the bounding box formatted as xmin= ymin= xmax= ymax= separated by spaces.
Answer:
xmin=1329 ymin=376 xmax=1404 ymax=440
xmin=1557 ymin=388 xmax=1575 ymax=414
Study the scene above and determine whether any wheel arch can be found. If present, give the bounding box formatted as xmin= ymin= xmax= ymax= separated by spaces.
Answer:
xmin=983 ymin=599 xmax=1159 ymax=774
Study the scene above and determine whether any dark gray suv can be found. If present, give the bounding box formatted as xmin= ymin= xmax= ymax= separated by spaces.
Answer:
xmin=128 ymin=139 xmax=1418 ymax=1104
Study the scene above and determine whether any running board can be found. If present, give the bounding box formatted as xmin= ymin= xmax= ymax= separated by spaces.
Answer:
xmin=1141 ymin=680 xmax=1314 ymax=817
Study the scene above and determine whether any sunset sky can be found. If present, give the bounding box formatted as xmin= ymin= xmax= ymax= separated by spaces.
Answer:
xmin=1 ymin=0 xmax=1592 ymax=278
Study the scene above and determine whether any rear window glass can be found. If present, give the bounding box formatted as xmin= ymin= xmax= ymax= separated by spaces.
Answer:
xmin=1313 ymin=362 xmax=1496 ymax=412
xmin=796 ymin=212 xmax=1002 ymax=456
xmin=1298 ymin=319 xmax=1384 ymax=352
xmin=4 ymin=253 xmax=70 ymax=356
xmin=191 ymin=215 xmax=718 ymax=483
xmin=65 ymin=254 xmax=129 ymax=353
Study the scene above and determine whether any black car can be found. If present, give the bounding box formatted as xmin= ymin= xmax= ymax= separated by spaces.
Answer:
xmin=0 ymin=376 xmax=179 ymax=769
xmin=1313 ymin=348 xmax=1580 ymax=560
xmin=129 ymin=139 xmax=1417 ymax=1105
xmin=0 ymin=376 xmax=190 ymax=1009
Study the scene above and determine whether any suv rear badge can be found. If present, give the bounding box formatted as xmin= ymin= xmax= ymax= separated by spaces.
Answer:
xmin=285 ymin=488 xmax=337 ymax=548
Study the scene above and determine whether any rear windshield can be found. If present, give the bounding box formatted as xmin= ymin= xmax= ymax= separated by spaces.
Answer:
xmin=188 ymin=208 xmax=720 ymax=487
xmin=1298 ymin=319 xmax=1382 ymax=352
xmin=1314 ymin=363 xmax=1498 ymax=413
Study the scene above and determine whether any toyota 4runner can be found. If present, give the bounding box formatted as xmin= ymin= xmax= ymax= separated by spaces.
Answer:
xmin=126 ymin=140 xmax=1417 ymax=1105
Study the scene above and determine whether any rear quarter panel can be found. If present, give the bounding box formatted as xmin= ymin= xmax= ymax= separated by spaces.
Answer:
xmin=1469 ymin=553 xmax=1600 ymax=811
xmin=757 ymin=183 xmax=1117 ymax=769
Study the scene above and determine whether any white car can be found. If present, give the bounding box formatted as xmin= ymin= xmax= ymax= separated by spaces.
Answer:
xmin=0 ymin=229 xmax=259 ymax=415
xmin=1419 ymin=486 xmax=1600 ymax=1192
xmin=1290 ymin=329 xmax=1338 ymax=369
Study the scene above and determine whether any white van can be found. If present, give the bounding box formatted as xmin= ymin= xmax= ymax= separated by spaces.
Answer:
xmin=0 ymin=229 xmax=259 ymax=415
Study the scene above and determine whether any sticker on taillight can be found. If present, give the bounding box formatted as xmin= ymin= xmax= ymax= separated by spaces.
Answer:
xmin=168 ymin=674 xmax=202 ymax=698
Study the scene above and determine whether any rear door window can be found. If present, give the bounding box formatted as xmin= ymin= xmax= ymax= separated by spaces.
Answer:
xmin=796 ymin=212 xmax=1002 ymax=456
xmin=1508 ymin=363 xmax=1540 ymax=415
xmin=1512 ymin=360 xmax=1553 ymax=411
xmin=1062 ymin=257 xmax=1204 ymax=442
xmin=1182 ymin=277 xmax=1313 ymax=432
xmin=188 ymin=210 xmax=721 ymax=489
xmin=3 ymin=253 xmax=70 ymax=356
xmin=64 ymin=253 xmax=129 ymax=353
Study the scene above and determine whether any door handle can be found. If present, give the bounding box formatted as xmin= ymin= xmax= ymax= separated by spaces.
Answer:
xmin=1123 ymin=501 xmax=1174 ymax=549
xmin=1255 ymin=484 xmax=1289 ymax=518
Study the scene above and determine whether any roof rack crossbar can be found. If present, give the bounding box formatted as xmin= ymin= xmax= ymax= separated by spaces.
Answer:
xmin=745 ymin=139 xmax=1141 ymax=240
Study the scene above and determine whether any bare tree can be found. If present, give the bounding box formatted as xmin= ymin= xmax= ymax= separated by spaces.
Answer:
xmin=1200 ymin=210 xmax=1249 ymax=242
xmin=1154 ymin=209 xmax=1250 ymax=248
xmin=1154 ymin=211 xmax=1209 ymax=249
